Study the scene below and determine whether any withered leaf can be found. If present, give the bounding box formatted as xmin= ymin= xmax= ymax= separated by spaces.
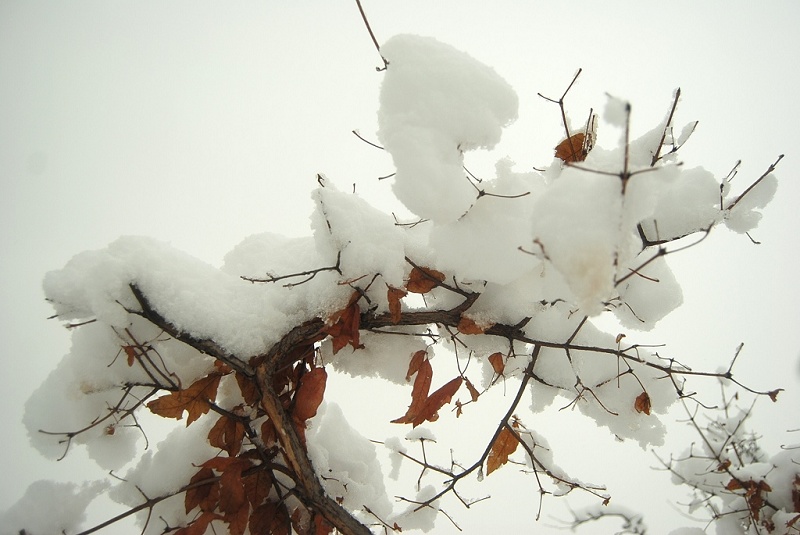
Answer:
xmin=249 ymin=502 xmax=290 ymax=535
xmin=122 ymin=345 xmax=137 ymax=367
xmin=792 ymin=474 xmax=800 ymax=513
xmin=406 ymin=266 xmax=445 ymax=294
xmin=243 ymin=470 xmax=273 ymax=509
xmin=555 ymin=132 xmax=587 ymax=163
xmin=218 ymin=458 xmax=252 ymax=535
xmin=392 ymin=358 xmax=433 ymax=425
xmin=487 ymin=426 xmax=519 ymax=475
xmin=457 ymin=315 xmax=488 ymax=335
xmin=324 ymin=292 xmax=363 ymax=354
xmin=405 ymin=350 xmax=427 ymax=381
xmin=387 ymin=286 xmax=407 ymax=324
xmin=768 ymin=389 xmax=783 ymax=402
xmin=412 ymin=377 xmax=462 ymax=426
xmin=634 ymin=392 xmax=651 ymax=415
xmin=488 ymin=352 xmax=505 ymax=376
xmin=185 ymin=466 xmax=219 ymax=514
xmin=235 ymin=373 xmax=261 ymax=407
xmin=293 ymin=367 xmax=327 ymax=423
xmin=208 ymin=414 xmax=246 ymax=457
xmin=147 ymin=373 xmax=222 ymax=426
xmin=314 ymin=514 xmax=335 ymax=535
xmin=174 ymin=511 xmax=219 ymax=535
xmin=465 ymin=377 xmax=480 ymax=402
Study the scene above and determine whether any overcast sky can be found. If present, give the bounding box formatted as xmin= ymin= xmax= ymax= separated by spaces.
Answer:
xmin=2 ymin=2 xmax=799 ymax=533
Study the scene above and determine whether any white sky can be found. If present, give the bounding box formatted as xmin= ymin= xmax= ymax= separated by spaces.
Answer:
xmin=2 ymin=2 xmax=799 ymax=533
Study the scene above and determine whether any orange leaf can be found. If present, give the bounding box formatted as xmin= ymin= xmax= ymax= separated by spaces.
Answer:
xmin=412 ymin=377 xmax=462 ymax=426
xmin=634 ymin=392 xmax=651 ymax=415
xmin=465 ymin=377 xmax=480 ymax=402
xmin=726 ymin=478 xmax=743 ymax=491
xmin=314 ymin=514 xmax=335 ymax=535
xmin=555 ymin=132 xmax=587 ymax=163
xmin=185 ymin=466 xmax=219 ymax=514
xmin=147 ymin=373 xmax=222 ymax=426
xmin=488 ymin=352 xmax=505 ymax=375
xmin=487 ymin=426 xmax=519 ymax=475
xmin=457 ymin=316 xmax=486 ymax=335
xmin=324 ymin=292 xmax=363 ymax=354
xmin=406 ymin=266 xmax=445 ymax=294
xmin=122 ymin=345 xmax=137 ymax=367
xmin=405 ymin=350 xmax=427 ymax=381
xmin=391 ymin=358 xmax=433 ymax=425
xmin=208 ymin=414 xmax=246 ymax=457
xmin=387 ymin=286 xmax=407 ymax=324
xmin=293 ymin=367 xmax=328 ymax=423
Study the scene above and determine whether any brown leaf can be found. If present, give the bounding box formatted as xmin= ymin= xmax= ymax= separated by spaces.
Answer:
xmin=235 ymin=373 xmax=261 ymax=407
xmin=555 ymin=132 xmax=587 ymax=163
xmin=634 ymin=392 xmax=651 ymax=415
xmin=465 ymin=378 xmax=480 ymax=402
xmin=174 ymin=511 xmax=219 ymax=535
xmin=249 ymin=501 xmax=290 ymax=535
xmin=406 ymin=266 xmax=445 ymax=294
xmin=412 ymin=377 xmax=462 ymax=426
xmin=792 ymin=474 xmax=800 ymax=513
xmin=324 ymin=292 xmax=363 ymax=354
xmin=387 ymin=286 xmax=407 ymax=324
xmin=615 ymin=333 xmax=626 ymax=344
xmin=293 ymin=367 xmax=328 ymax=423
xmin=487 ymin=426 xmax=519 ymax=475
xmin=217 ymin=458 xmax=252 ymax=535
xmin=243 ymin=469 xmax=273 ymax=509
xmin=314 ymin=514 xmax=335 ymax=535
xmin=122 ymin=345 xmax=137 ymax=367
xmin=392 ymin=358 xmax=433 ymax=425
xmin=405 ymin=350 xmax=427 ymax=381
xmin=716 ymin=459 xmax=731 ymax=472
xmin=208 ymin=414 xmax=246 ymax=457
xmin=457 ymin=316 xmax=486 ymax=335
xmin=488 ymin=352 xmax=505 ymax=375
xmin=726 ymin=478 xmax=744 ymax=491
xmin=768 ymin=389 xmax=783 ymax=402
xmin=147 ymin=373 xmax=222 ymax=426
xmin=185 ymin=466 xmax=219 ymax=514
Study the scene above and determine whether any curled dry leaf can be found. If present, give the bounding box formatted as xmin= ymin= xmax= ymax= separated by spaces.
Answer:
xmin=406 ymin=266 xmax=445 ymax=294
xmin=457 ymin=315 xmax=489 ymax=335
xmin=147 ymin=373 xmax=223 ymax=426
xmin=487 ymin=426 xmax=519 ymax=475
xmin=387 ymin=286 xmax=407 ymax=324
xmin=555 ymin=132 xmax=587 ymax=163
xmin=634 ymin=391 xmax=651 ymax=415
xmin=324 ymin=292 xmax=363 ymax=354
xmin=488 ymin=352 xmax=505 ymax=376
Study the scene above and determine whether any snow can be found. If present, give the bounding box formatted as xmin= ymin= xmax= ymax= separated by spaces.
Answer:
xmin=0 ymin=480 xmax=107 ymax=535
xmin=378 ymin=34 xmax=518 ymax=222
xmin=10 ymin=32 xmax=785 ymax=535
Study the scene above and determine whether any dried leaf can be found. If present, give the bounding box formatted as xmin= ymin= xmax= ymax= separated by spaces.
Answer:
xmin=218 ymin=459 xmax=252 ymax=535
xmin=716 ymin=459 xmax=731 ymax=472
xmin=249 ymin=502 xmax=290 ymax=535
xmin=122 ymin=345 xmax=137 ymax=367
xmin=792 ymin=474 xmax=800 ymax=513
xmin=405 ymin=350 xmax=427 ymax=382
xmin=555 ymin=132 xmax=587 ymax=163
xmin=208 ymin=414 xmax=246 ymax=457
xmin=242 ymin=470 xmax=273 ymax=508
xmin=726 ymin=478 xmax=743 ymax=491
xmin=185 ymin=466 xmax=219 ymax=514
xmin=487 ymin=426 xmax=519 ymax=475
xmin=387 ymin=286 xmax=407 ymax=324
xmin=147 ymin=373 xmax=222 ymax=426
xmin=235 ymin=373 xmax=261 ymax=406
xmin=293 ymin=367 xmax=327 ymax=423
xmin=314 ymin=514 xmax=335 ymax=535
xmin=634 ymin=392 xmax=651 ymax=415
xmin=768 ymin=389 xmax=783 ymax=402
xmin=174 ymin=511 xmax=219 ymax=535
xmin=412 ymin=377 xmax=462 ymax=426
xmin=324 ymin=293 xmax=363 ymax=354
xmin=615 ymin=333 xmax=626 ymax=344
xmin=392 ymin=358 xmax=433 ymax=425
xmin=457 ymin=316 xmax=487 ymax=335
xmin=406 ymin=266 xmax=445 ymax=294
xmin=465 ymin=378 xmax=480 ymax=402
xmin=488 ymin=352 xmax=505 ymax=375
